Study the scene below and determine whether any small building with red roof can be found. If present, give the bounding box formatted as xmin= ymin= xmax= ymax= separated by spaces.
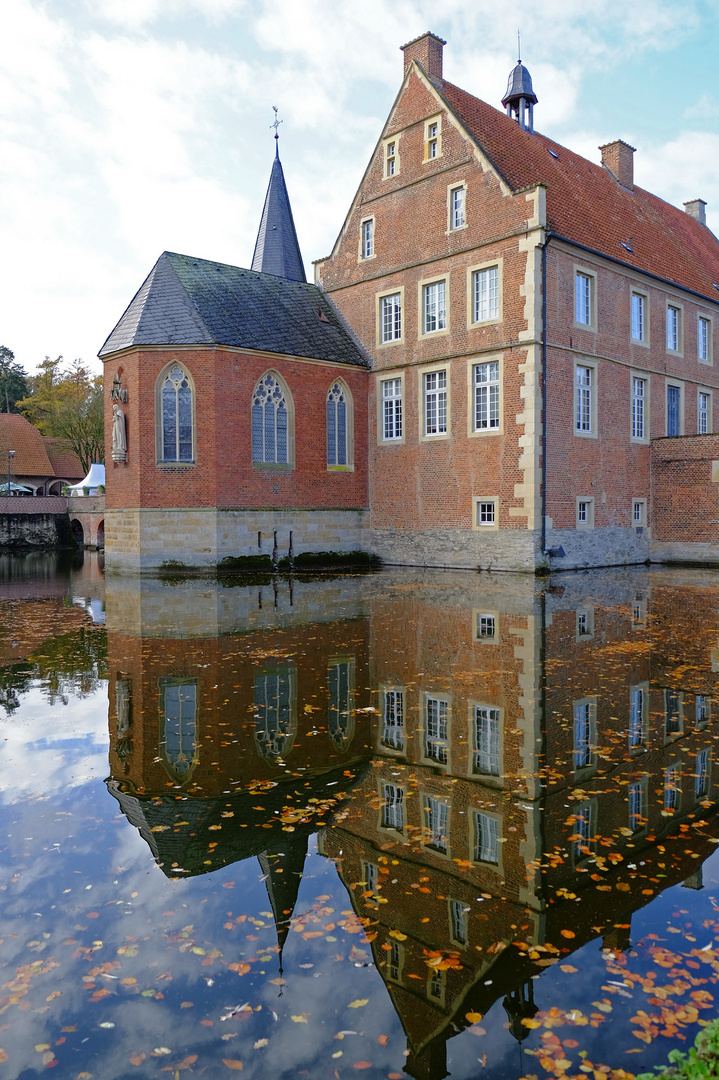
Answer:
xmin=0 ymin=414 xmax=84 ymax=495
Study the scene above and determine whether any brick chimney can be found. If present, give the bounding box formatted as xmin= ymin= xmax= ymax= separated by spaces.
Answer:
xmin=684 ymin=199 xmax=707 ymax=226
xmin=401 ymin=32 xmax=445 ymax=81
xmin=599 ymin=139 xmax=636 ymax=190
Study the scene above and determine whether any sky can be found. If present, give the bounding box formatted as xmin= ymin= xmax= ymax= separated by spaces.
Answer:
xmin=1 ymin=0 xmax=718 ymax=376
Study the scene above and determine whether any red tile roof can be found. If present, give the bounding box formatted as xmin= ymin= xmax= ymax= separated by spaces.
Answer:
xmin=44 ymin=438 xmax=84 ymax=481
xmin=0 ymin=414 xmax=54 ymax=478
xmin=439 ymin=80 xmax=719 ymax=302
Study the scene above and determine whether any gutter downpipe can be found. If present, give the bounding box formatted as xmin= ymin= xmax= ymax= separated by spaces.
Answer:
xmin=540 ymin=232 xmax=554 ymax=557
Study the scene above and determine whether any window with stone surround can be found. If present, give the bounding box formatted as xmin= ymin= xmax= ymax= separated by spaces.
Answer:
xmin=380 ymin=292 xmax=402 ymax=343
xmin=361 ymin=218 xmax=374 ymax=259
xmin=473 ymin=266 xmax=499 ymax=323
xmin=474 ymin=361 xmax=500 ymax=429
xmin=423 ymin=369 xmax=447 ymax=435
xmin=449 ymin=185 xmax=465 ymax=230
xmin=698 ymin=390 xmax=711 ymax=435
xmin=157 ymin=363 xmax=195 ymax=464
xmin=423 ymin=280 xmax=447 ymax=334
xmin=631 ymin=292 xmax=646 ymax=342
xmin=327 ymin=380 xmax=353 ymax=468
xmin=381 ymin=377 xmax=402 ymax=441
xmin=667 ymin=305 xmax=682 ymax=352
xmin=252 ymin=372 xmax=294 ymax=466
xmin=698 ymin=316 xmax=712 ymax=364
xmin=575 ymin=271 xmax=594 ymax=327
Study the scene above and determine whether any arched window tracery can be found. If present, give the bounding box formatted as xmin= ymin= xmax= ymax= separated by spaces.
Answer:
xmin=252 ymin=372 xmax=291 ymax=465
xmin=158 ymin=364 xmax=194 ymax=463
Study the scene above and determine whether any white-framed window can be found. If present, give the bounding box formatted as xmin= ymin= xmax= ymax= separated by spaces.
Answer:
xmin=473 ymin=810 xmax=499 ymax=864
xmin=425 ymin=695 xmax=448 ymax=764
xmin=450 ymin=185 xmax=465 ymax=230
xmin=699 ymin=390 xmax=711 ymax=435
xmin=381 ymin=377 xmax=402 ymax=441
xmin=380 ymin=292 xmax=402 ymax=344
xmin=632 ymin=600 xmax=647 ymax=628
xmin=664 ymin=689 xmax=683 ymax=740
xmin=666 ymin=305 xmax=682 ymax=352
xmin=474 ymin=498 xmax=497 ymax=528
xmin=425 ymin=117 xmax=441 ymax=160
xmin=158 ymin=363 xmax=195 ymax=464
xmin=573 ymin=698 xmax=597 ymax=774
xmin=663 ymin=763 xmax=681 ymax=814
xmin=448 ymin=900 xmax=468 ymax=946
xmin=698 ymin=316 xmax=712 ymax=364
xmin=423 ymin=280 xmax=447 ymax=334
xmin=424 ymin=795 xmax=449 ymax=853
xmin=476 ymin=613 xmax=496 ymax=640
xmin=423 ymin=370 xmax=447 ymax=435
xmin=473 ymin=705 xmax=500 ymax=775
xmin=327 ymin=381 xmax=352 ymax=468
xmin=632 ymin=376 xmax=646 ymax=440
xmin=575 ymin=365 xmax=593 ymax=433
xmin=632 ymin=498 xmax=647 ymax=527
xmin=576 ymin=607 xmax=594 ymax=639
xmin=570 ymin=799 xmax=597 ymax=866
xmin=361 ymin=218 xmax=374 ymax=259
xmin=381 ymin=688 xmax=404 ymax=751
xmin=696 ymin=694 xmax=711 ymax=730
xmin=427 ymin=967 xmax=445 ymax=1003
xmin=667 ymin=381 xmax=683 ymax=437
xmin=696 ymin=748 xmax=711 ymax=801
xmin=631 ymin=292 xmax=646 ymax=342
xmin=474 ymin=361 xmax=500 ymax=430
xmin=384 ymin=139 xmax=397 ymax=177
xmin=252 ymin=371 xmax=293 ymax=466
xmin=386 ymin=939 xmax=403 ymax=983
xmin=381 ymin=782 xmax=404 ymax=831
xmin=575 ymin=272 xmax=593 ymax=326
xmin=472 ymin=266 xmax=499 ymax=324
xmin=576 ymin=497 xmax=594 ymax=529
xmin=629 ymin=685 xmax=648 ymax=750
xmin=362 ymin=860 xmax=379 ymax=906
xmin=628 ymin=777 xmax=647 ymax=834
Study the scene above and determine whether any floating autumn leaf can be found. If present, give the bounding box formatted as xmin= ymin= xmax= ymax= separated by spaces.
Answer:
xmin=353 ymin=1063 xmax=372 ymax=1070
xmin=388 ymin=930 xmax=407 ymax=941
xmin=291 ymin=1015 xmax=308 ymax=1023
xmin=560 ymin=929 xmax=576 ymax=939
xmin=347 ymin=1000 xmax=368 ymax=1008
xmin=222 ymin=1060 xmax=244 ymax=1070
xmin=465 ymin=1012 xmax=482 ymax=1024
xmin=0 ymin=1052 xmax=8 ymax=1065
xmin=129 ymin=1052 xmax=146 ymax=1066
xmin=228 ymin=963 xmax=251 ymax=976
xmin=254 ymin=1039 xmax=268 ymax=1049
xmin=377 ymin=1035 xmax=388 ymax=1045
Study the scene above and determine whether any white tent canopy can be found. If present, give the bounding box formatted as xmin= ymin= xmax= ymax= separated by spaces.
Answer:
xmin=67 ymin=463 xmax=105 ymax=494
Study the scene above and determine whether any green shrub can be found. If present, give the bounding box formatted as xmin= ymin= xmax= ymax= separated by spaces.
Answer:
xmin=635 ymin=1019 xmax=719 ymax=1078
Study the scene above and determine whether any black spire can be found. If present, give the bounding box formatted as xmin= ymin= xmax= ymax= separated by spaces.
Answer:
xmin=251 ymin=134 xmax=306 ymax=282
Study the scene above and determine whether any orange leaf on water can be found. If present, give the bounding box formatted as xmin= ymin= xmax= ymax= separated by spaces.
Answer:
xmin=129 ymin=1052 xmax=146 ymax=1066
xmin=377 ymin=1035 xmax=388 ymax=1045
xmin=560 ymin=930 xmax=575 ymax=939
xmin=228 ymin=963 xmax=250 ymax=976
xmin=352 ymin=1063 xmax=372 ymax=1070
xmin=222 ymin=1060 xmax=243 ymax=1070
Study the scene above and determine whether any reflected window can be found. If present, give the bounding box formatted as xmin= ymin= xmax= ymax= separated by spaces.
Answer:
xmin=474 ymin=810 xmax=499 ymax=864
xmin=474 ymin=705 xmax=500 ymax=776
xmin=664 ymin=690 xmax=683 ymax=739
xmin=424 ymin=796 xmax=449 ymax=854
xmin=696 ymin=749 xmax=711 ymax=801
xmin=629 ymin=687 xmax=647 ymax=750
xmin=425 ymin=696 xmax=448 ymax=764
xmin=159 ymin=678 xmax=199 ymax=784
xmin=382 ymin=783 xmax=404 ymax=831
xmin=254 ymin=668 xmax=297 ymax=761
xmin=571 ymin=800 xmax=596 ymax=865
xmin=328 ymin=659 xmax=355 ymax=752
xmin=629 ymin=778 xmax=647 ymax=834
xmin=428 ymin=967 xmax=445 ymax=1002
xmin=362 ymin=860 xmax=379 ymax=906
xmin=252 ymin=372 xmax=291 ymax=465
xmin=159 ymin=364 xmax=194 ymax=462
xmin=382 ymin=688 xmax=404 ymax=751
xmin=663 ymin=763 xmax=681 ymax=814
xmin=573 ymin=699 xmax=596 ymax=773
xmin=449 ymin=899 xmax=468 ymax=946
xmin=387 ymin=939 xmax=403 ymax=983
xmin=476 ymin=613 xmax=496 ymax=640
xmin=696 ymin=695 xmax=711 ymax=729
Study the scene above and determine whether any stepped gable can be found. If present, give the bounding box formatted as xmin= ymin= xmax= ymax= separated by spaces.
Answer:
xmin=99 ymin=251 xmax=369 ymax=368
xmin=437 ymin=78 xmax=719 ymax=301
xmin=251 ymin=148 xmax=307 ymax=283
xmin=0 ymin=413 xmax=54 ymax=477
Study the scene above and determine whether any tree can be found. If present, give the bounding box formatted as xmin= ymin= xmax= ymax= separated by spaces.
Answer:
xmin=17 ymin=357 xmax=105 ymax=474
xmin=0 ymin=346 xmax=30 ymax=413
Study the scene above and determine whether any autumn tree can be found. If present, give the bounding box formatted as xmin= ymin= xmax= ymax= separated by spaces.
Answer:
xmin=0 ymin=346 xmax=29 ymax=413
xmin=17 ymin=356 xmax=105 ymax=474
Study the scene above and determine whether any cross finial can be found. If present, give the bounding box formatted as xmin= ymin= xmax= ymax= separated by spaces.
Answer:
xmin=271 ymin=106 xmax=282 ymax=156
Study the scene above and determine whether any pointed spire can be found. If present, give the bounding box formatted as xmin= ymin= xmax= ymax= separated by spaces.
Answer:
xmin=257 ymin=835 xmax=309 ymax=977
xmin=251 ymin=114 xmax=306 ymax=282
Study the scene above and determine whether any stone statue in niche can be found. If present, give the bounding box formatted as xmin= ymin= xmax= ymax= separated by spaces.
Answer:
xmin=112 ymin=404 xmax=127 ymax=463
xmin=110 ymin=371 xmax=128 ymax=403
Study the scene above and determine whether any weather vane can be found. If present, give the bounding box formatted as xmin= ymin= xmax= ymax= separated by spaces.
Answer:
xmin=271 ymin=106 xmax=283 ymax=150
xmin=517 ymin=30 xmax=521 ymax=64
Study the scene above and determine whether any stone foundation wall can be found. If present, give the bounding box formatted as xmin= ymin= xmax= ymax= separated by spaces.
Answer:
xmin=105 ymin=507 xmax=370 ymax=573
xmin=0 ymin=512 xmax=74 ymax=550
xmin=543 ymin=525 xmax=650 ymax=571
xmin=370 ymin=526 xmax=539 ymax=572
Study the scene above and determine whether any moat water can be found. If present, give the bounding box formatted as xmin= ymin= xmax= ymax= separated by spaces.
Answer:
xmin=2 ymin=552 xmax=719 ymax=1079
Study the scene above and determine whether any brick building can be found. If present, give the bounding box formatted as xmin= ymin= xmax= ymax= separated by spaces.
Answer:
xmin=101 ymin=32 xmax=719 ymax=573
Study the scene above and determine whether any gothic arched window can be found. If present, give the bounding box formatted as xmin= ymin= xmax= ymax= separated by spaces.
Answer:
xmin=254 ymin=667 xmax=297 ymax=763
xmin=252 ymin=372 xmax=293 ymax=465
xmin=157 ymin=363 xmax=194 ymax=463
xmin=158 ymin=677 xmax=199 ymax=785
xmin=326 ymin=380 xmax=353 ymax=468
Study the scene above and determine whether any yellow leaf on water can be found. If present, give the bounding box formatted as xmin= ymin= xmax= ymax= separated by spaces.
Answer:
xmin=388 ymin=930 xmax=407 ymax=941
xmin=222 ymin=1060 xmax=244 ymax=1070
xmin=348 ymin=999 xmax=368 ymax=1008
xmin=465 ymin=1012 xmax=482 ymax=1024
xmin=521 ymin=1018 xmax=542 ymax=1029
xmin=35 ymin=1045 xmax=51 ymax=1053
xmin=291 ymin=1015 xmax=308 ymax=1023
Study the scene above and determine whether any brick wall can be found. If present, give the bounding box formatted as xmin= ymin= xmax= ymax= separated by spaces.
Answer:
xmin=652 ymin=434 xmax=719 ymax=542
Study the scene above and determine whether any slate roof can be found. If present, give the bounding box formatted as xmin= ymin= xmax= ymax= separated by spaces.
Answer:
xmin=0 ymin=414 xmax=54 ymax=477
xmin=251 ymin=147 xmax=307 ymax=282
xmin=437 ymin=79 xmax=719 ymax=303
xmin=99 ymin=251 xmax=369 ymax=367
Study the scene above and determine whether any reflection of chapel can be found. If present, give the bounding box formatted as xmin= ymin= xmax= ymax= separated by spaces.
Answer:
xmin=101 ymin=32 xmax=719 ymax=574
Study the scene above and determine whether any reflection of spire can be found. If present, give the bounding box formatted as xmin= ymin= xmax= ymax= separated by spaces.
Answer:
xmin=258 ymin=835 xmax=309 ymax=979
xmin=503 ymin=979 xmax=538 ymax=1043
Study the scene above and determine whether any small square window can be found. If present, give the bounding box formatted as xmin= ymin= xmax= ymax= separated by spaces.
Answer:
xmin=450 ymin=186 xmax=465 ymax=229
xmin=477 ymin=500 xmax=495 ymax=526
xmin=361 ymin=219 xmax=374 ymax=259
xmin=477 ymin=614 xmax=496 ymax=639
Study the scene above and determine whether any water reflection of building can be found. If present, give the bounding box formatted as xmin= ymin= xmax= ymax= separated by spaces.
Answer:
xmin=317 ymin=569 xmax=719 ymax=1079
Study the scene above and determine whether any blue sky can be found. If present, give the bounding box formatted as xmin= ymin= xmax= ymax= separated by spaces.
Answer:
xmin=1 ymin=0 xmax=718 ymax=374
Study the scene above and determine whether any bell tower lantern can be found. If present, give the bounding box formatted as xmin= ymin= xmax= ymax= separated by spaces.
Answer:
xmin=502 ymin=53 xmax=538 ymax=133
